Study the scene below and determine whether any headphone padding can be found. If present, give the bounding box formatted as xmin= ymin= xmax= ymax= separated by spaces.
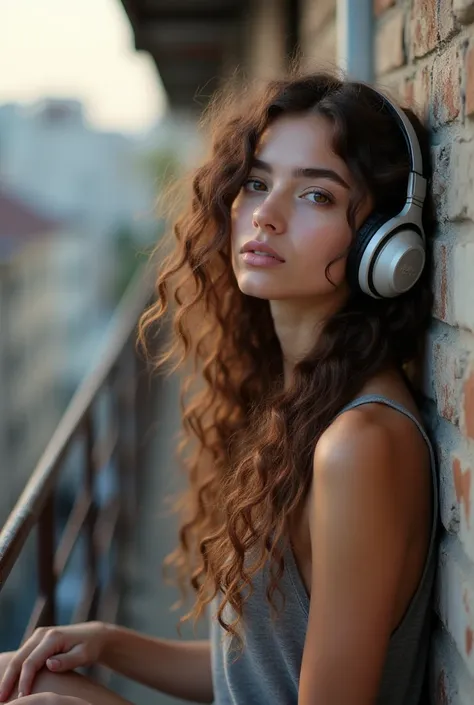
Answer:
xmin=347 ymin=211 xmax=388 ymax=293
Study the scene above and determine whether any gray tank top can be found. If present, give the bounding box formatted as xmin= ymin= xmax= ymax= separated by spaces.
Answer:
xmin=210 ymin=394 xmax=438 ymax=705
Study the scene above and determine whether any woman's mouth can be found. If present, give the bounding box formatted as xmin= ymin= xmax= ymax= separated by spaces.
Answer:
xmin=240 ymin=251 xmax=285 ymax=267
xmin=239 ymin=240 xmax=285 ymax=266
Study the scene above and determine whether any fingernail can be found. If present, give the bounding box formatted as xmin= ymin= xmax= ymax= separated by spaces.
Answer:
xmin=47 ymin=658 xmax=60 ymax=669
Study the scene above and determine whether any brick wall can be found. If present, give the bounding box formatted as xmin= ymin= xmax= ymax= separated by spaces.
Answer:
xmin=374 ymin=1 xmax=474 ymax=702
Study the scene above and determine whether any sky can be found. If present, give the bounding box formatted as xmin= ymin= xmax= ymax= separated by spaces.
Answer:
xmin=0 ymin=0 xmax=167 ymax=134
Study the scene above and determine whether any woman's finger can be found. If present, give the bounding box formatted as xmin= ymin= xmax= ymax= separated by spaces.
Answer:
xmin=0 ymin=630 xmax=45 ymax=701
xmin=45 ymin=644 xmax=86 ymax=673
xmin=17 ymin=632 xmax=66 ymax=697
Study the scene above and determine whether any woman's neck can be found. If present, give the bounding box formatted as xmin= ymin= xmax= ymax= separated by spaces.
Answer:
xmin=270 ymin=291 xmax=348 ymax=389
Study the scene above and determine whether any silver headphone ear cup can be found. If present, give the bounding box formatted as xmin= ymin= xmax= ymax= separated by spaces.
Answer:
xmin=371 ymin=228 xmax=425 ymax=298
xmin=348 ymin=212 xmax=387 ymax=294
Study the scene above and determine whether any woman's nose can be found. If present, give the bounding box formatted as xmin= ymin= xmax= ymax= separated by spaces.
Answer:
xmin=252 ymin=202 xmax=286 ymax=235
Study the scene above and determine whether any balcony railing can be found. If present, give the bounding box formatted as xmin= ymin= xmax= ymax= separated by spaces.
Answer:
xmin=0 ymin=265 xmax=157 ymax=650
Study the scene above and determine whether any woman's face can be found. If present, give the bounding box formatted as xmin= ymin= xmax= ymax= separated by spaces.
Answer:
xmin=230 ymin=113 xmax=372 ymax=302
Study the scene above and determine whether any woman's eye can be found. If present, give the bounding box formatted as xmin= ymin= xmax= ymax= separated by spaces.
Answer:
xmin=303 ymin=191 xmax=331 ymax=205
xmin=243 ymin=178 xmax=267 ymax=192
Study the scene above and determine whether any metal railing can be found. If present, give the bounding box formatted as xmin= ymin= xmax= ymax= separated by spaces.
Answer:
xmin=0 ymin=265 xmax=157 ymax=645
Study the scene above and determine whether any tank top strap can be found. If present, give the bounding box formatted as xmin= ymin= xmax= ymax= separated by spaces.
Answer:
xmin=332 ymin=393 xmax=438 ymax=510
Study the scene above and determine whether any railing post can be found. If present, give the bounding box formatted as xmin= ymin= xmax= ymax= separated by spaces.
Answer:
xmin=134 ymin=340 xmax=151 ymax=508
xmin=0 ymin=267 xmax=155 ymax=656
xmin=84 ymin=412 xmax=98 ymax=620
xmin=116 ymin=342 xmax=138 ymax=527
xmin=37 ymin=495 xmax=56 ymax=627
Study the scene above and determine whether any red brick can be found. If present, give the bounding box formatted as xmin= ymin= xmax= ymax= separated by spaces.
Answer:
xmin=465 ymin=44 xmax=474 ymax=117
xmin=410 ymin=0 xmax=456 ymax=58
xmin=463 ymin=370 xmax=474 ymax=439
xmin=432 ymin=240 xmax=452 ymax=323
xmin=430 ymin=332 xmax=468 ymax=423
xmin=375 ymin=9 xmax=406 ymax=74
xmin=374 ymin=0 xmax=396 ymax=16
xmin=403 ymin=76 xmax=415 ymax=109
xmin=453 ymin=456 xmax=472 ymax=528
xmin=434 ymin=243 xmax=447 ymax=321
xmin=435 ymin=668 xmax=449 ymax=705
xmin=413 ymin=61 xmax=432 ymax=119
xmin=467 ymin=627 xmax=473 ymax=655
xmin=438 ymin=245 xmax=448 ymax=321
xmin=439 ymin=0 xmax=455 ymax=40
xmin=411 ymin=0 xmax=438 ymax=57
xmin=432 ymin=45 xmax=461 ymax=125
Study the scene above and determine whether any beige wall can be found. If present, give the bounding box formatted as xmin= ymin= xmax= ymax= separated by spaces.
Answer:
xmin=299 ymin=0 xmax=337 ymax=72
xmin=240 ymin=0 xmax=337 ymax=79
xmin=243 ymin=0 xmax=288 ymax=80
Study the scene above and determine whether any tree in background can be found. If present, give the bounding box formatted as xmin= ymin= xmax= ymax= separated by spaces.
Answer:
xmin=109 ymin=146 xmax=182 ymax=304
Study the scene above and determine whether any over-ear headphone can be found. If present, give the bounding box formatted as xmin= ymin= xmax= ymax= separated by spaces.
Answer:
xmin=346 ymin=88 xmax=427 ymax=299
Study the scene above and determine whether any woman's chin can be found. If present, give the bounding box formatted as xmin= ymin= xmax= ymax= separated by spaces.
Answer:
xmin=237 ymin=281 xmax=290 ymax=300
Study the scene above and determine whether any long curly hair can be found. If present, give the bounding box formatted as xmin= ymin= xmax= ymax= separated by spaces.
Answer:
xmin=138 ymin=71 xmax=434 ymax=647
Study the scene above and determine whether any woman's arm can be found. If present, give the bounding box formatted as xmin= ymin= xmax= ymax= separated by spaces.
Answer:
xmin=298 ymin=413 xmax=411 ymax=705
xmin=100 ymin=626 xmax=213 ymax=704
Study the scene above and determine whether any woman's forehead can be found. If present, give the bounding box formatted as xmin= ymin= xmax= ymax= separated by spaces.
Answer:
xmin=254 ymin=113 xmax=353 ymax=184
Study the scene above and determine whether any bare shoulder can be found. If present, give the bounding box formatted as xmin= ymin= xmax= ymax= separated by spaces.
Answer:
xmin=314 ymin=408 xmax=399 ymax=491
xmin=317 ymin=396 xmax=428 ymax=461
xmin=312 ymin=400 xmax=430 ymax=511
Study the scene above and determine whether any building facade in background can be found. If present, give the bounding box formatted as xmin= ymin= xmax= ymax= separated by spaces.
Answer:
xmin=0 ymin=98 xmax=161 ymax=312
xmin=0 ymin=99 xmax=158 ymax=244
xmin=0 ymin=187 xmax=85 ymax=524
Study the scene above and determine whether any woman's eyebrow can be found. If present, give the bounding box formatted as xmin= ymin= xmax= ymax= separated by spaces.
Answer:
xmin=251 ymin=158 xmax=350 ymax=190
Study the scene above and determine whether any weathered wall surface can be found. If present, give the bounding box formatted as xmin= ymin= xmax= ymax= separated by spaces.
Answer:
xmin=374 ymin=2 xmax=474 ymax=702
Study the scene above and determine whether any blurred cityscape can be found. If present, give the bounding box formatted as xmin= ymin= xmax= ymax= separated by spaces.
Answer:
xmin=0 ymin=0 xmax=201 ymax=663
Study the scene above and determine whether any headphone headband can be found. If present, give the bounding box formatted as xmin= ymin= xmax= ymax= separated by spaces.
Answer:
xmin=371 ymin=90 xmax=424 ymax=174
xmin=368 ymin=88 xmax=427 ymax=208
xmin=348 ymin=85 xmax=428 ymax=298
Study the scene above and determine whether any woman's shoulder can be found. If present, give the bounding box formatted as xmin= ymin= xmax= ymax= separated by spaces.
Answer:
xmin=315 ymin=370 xmax=428 ymax=476
xmin=314 ymin=401 xmax=402 ymax=482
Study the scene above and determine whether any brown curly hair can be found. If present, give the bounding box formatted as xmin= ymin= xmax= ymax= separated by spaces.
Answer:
xmin=137 ymin=71 xmax=434 ymax=647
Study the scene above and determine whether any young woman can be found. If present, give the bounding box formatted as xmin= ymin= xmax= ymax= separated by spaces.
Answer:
xmin=0 ymin=72 xmax=438 ymax=705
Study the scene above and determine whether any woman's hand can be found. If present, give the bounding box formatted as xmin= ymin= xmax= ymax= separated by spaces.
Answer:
xmin=16 ymin=695 xmax=91 ymax=705
xmin=0 ymin=622 xmax=109 ymax=702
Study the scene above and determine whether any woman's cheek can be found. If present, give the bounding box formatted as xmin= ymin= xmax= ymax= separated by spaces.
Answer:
xmin=231 ymin=200 xmax=252 ymax=238
xmin=294 ymin=222 xmax=346 ymax=272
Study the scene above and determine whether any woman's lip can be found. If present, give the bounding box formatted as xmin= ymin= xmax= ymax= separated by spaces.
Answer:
xmin=240 ymin=241 xmax=285 ymax=261
xmin=240 ymin=252 xmax=285 ymax=267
